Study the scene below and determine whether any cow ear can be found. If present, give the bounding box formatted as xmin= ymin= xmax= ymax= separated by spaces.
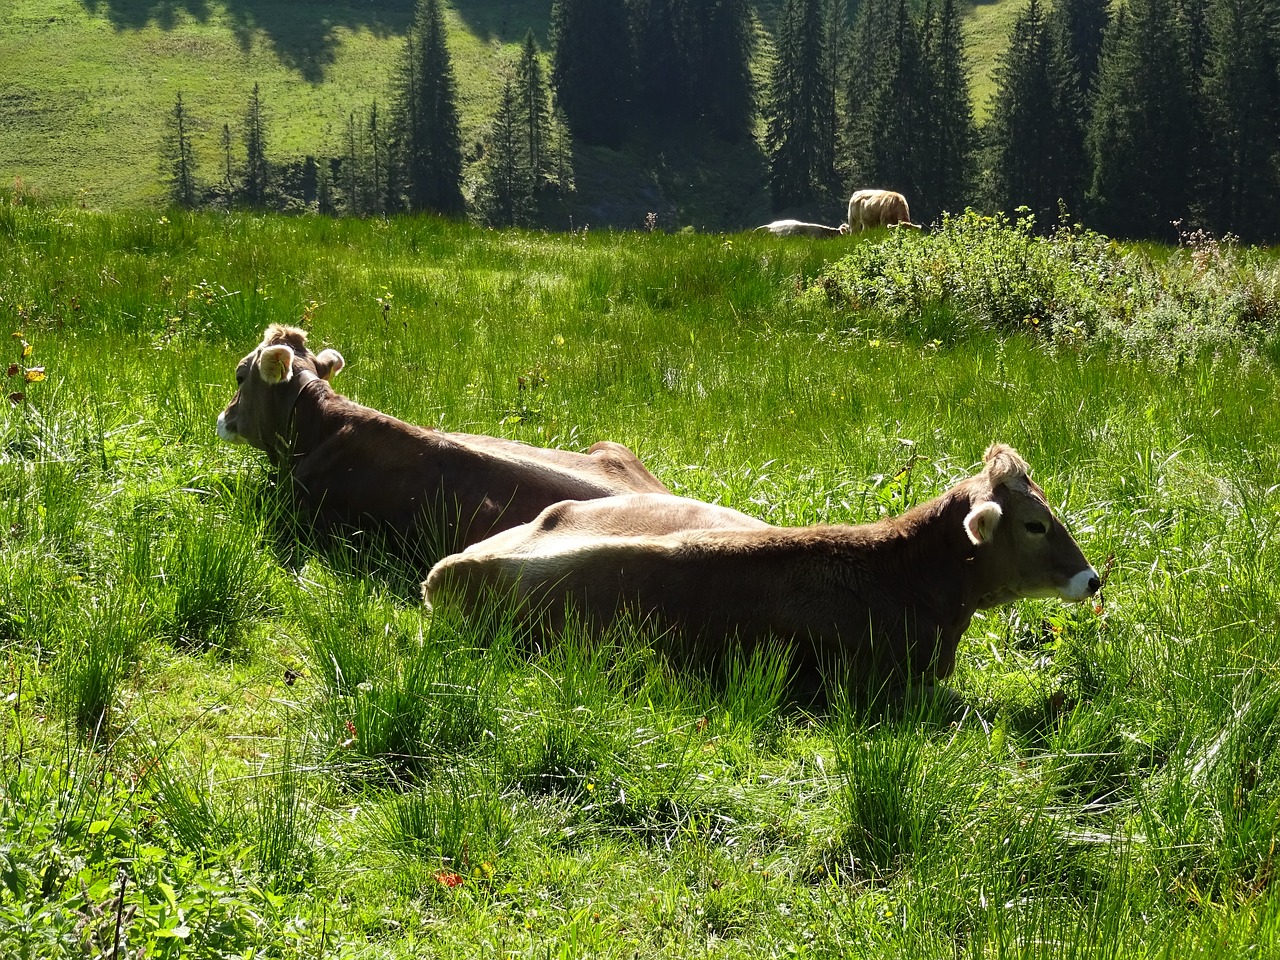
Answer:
xmin=964 ymin=500 xmax=1003 ymax=545
xmin=257 ymin=345 xmax=295 ymax=385
xmin=315 ymin=348 xmax=345 ymax=381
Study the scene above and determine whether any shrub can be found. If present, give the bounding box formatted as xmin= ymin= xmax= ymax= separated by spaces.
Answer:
xmin=812 ymin=210 xmax=1280 ymax=364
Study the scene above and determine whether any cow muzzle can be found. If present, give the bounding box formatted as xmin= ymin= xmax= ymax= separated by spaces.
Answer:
xmin=216 ymin=410 xmax=245 ymax=444
xmin=1062 ymin=566 xmax=1102 ymax=602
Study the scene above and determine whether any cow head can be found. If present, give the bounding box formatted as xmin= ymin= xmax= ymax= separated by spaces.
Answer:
xmin=961 ymin=444 xmax=1099 ymax=607
xmin=216 ymin=324 xmax=344 ymax=456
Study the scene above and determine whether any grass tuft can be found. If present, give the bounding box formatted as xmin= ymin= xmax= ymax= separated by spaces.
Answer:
xmin=365 ymin=767 xmax=515 ymax=882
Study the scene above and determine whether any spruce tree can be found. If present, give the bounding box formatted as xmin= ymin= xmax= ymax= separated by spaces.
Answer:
xmin=315 ymin=156 xmax=335 ymax=215
xmin=367 ymin=101 xmax=384 ymax=214
xmin=383 ymin=114 xmax=409 ymax=214
xmin=683 ymin=0 xmax=757 ymax=141
xmin=243 ymin=83 xmax=271 ymax=206
xmin=393 ymin=0 xmax=465 ymax=215
xmin=1044 ymin=9 xmax=1090 ymax=218
xmin=1049 ymin=0 xmax=1111 ymax=105
xmin=478 ymin=77 xmax=534 ymax=226
xmin=766 ymin=0 xmax=831 ymax=207
xmin=1198 ymin=0 xmax=1280 ymax=239
xmin=1176 ymin=0 xmax=1211 ymax=75
xmin=220 ymin=123 xmax=234 ymax=192
xmin=1087 ymin=0 xmax=1197 ymax=237
xmin=550 ymin=0 xmax=633 ymax=146
xmin=985 ymin=0 xmax=1085 ymax=223
xmin=846 ymin=0 xmax=893 ymax=119
xmin=516 ymin=30 xmax=553 ymax=190
xmin=548 ymin=103 xmax=576 ymax=196
xmin=164 ymin=92 xmax=199 ymax=209
xmin=815 ymin=0 xmax=844 ymax=186
xmin=885 ymin=0 xmax=925 ymax=193
xmin=845 ymin=0 xmax=925 ymax=198
xmin=845 ymin=0 xmax=893 ymax=184
xmin=917 ymin=0 xmax=977 ymax=220
xmin=632 ymin=0 xmax=682 ymax=121
xmin=985 ymin=0 xmax=1052 ymax=215
xmin=344 ymin=112 xmax=364 ymax=216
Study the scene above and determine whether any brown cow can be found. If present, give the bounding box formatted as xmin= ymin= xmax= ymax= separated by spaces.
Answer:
xmin=424 ymin=445 xmax=1099 ymax=689
xmin=846 ymin=189 xmax=922 ymax=231
xmin=755 ymin=219 xmax=850 ymax=238
xmin=216 ymin=324 xmax=670 ymax=560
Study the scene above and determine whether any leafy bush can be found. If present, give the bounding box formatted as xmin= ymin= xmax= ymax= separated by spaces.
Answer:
xmin=0 ymin=751 xmax=271 ymax=959
xmin=812 ymin=210 xmax=1280 ymax=364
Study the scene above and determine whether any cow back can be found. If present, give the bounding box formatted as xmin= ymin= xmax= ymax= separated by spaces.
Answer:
xmin=285 ymin=392 xmax=670 ymax=554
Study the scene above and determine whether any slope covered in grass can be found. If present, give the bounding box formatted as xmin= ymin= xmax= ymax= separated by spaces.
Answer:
xmin=1 ymin=0 xmax=533 ymax=208
xmin=3 ymin=0 xmax=1020 ymax=218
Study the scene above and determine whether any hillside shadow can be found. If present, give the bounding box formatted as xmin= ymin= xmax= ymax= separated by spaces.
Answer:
xmin=447 ymin=0 xmax=550 ymax=44
xmin=79 ymin=0 xmax=414 ymax=82
xmin=79 ymin=0 xmax=553 ymax=82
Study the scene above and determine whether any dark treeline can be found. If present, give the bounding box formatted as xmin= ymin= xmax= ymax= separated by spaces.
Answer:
xmin=161 ymin=0 xmax=1280 ymax=242
xmin=552 ymin=0 xmax=756 ymax=145
xmin=773 ymin=0 xmax=1280 ymax=241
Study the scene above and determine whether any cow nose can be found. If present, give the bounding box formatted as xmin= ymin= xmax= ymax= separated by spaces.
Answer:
xmin=1064 ymin=567 xmax=1101 ymax=601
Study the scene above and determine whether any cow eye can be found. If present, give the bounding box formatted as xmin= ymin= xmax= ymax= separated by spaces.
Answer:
xmin=1024 ymin=521 xmax=1047 ymax=535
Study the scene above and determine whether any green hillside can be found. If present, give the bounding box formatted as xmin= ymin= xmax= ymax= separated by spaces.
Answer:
xmin=964 ymin=0 xmax=1024 ymax=114
xmin=0 ymin=0 xmax=1017 ymax=219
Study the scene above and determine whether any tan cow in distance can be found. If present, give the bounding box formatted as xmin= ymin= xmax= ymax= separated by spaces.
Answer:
xmin=846 ymin=189 xmax=922 ymax=231
xmin=424 ymin=445 xmax=1099 ymax=692
xmin=755 ymin=219 xmax=850 ymax=238
xmin=216 ymin=324 xmax=670 ymax=561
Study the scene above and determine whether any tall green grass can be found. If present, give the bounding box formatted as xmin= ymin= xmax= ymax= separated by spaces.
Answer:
xmin=1 ymin=199 xmax=1278 ymax=956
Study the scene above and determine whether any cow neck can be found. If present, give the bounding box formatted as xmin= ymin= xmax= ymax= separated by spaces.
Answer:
xmin=863 ymin=490 xmax=979 ymax=605
xmin=279 ymin=368 xmax=328 ymax=462
xmin=862 ymin=490 xmax=982 ymax=678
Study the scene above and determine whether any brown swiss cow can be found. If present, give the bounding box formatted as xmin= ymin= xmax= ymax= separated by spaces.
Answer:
xmin=217 ymin=324 xmax=670 ymax=560
xmin=424 ymin=445 xmax=1099 ymax=689
xmin=755 ymin=219 xmax=850 ymax=238
xmin=846 ymin=189 xmax=921 ymax=231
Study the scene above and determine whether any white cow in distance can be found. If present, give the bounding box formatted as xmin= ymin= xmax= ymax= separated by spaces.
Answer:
xmin=755 ymin=219 xmax=849 ymax=237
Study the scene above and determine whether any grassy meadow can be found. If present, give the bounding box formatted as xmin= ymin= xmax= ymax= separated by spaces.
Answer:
xmin=3 ymin=197 xmax=1280 ymax=957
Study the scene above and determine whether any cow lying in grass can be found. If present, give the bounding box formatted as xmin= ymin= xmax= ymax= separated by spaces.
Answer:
xmin=424 ymin=445 xmax=1099 ymax=689
xmin=755 ymin=219 xmax=850 ymax=238
xmin=216 ymin=325 xmax=670 ymax=560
